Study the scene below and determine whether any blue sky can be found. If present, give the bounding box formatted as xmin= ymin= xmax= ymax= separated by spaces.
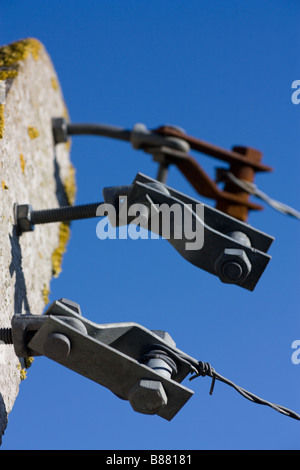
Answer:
xmin=1 ymin=0 xmax=300 ymax=450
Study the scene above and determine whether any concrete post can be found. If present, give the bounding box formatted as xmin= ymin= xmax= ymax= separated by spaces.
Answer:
xmin=0 ymin=38 xmax=76 ymax=444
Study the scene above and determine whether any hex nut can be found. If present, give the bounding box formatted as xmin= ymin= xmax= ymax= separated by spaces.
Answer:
xmin=15 ymin=203 xmax=34 ymax=232
xmin=58 ymin=298 xmax=82 ymax=316
xmin=150 ymin=330 xmax=176 ymax=348
xmin=52 ymin=117 xmax=68 ymax=144
xmin=215 ymin=248 xmax=252 ymax=284
xmin=128 ymin=379 xmax=168 ymax=415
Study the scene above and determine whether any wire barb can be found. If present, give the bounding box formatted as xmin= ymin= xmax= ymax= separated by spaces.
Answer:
xmin=141 ymin=344 xmax=300 ymax=422
xmin=189 ymin=361 xmax=216 ymax=395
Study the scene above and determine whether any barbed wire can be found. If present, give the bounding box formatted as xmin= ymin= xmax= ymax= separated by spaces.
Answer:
xmin=189 ymin=361 xmax=300 ymax=422
xmin=219 ymin=170 xmax=300 ymax=220
xmin=150 ymin=343 xmax=300 ymax=422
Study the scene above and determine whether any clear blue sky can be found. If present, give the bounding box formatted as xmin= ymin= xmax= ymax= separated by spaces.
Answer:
xmin=1 ymin=0 xmax=299 ymax=450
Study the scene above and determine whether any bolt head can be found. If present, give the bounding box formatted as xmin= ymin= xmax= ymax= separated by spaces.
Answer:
xmin=52 ymin=117 xmax=68 ymax=144
xmin=59 ymin=298 xmax=82 ymax=316
xmin=15 ymin=204 xmax=34 ymax=232
xmin=150 ymin=330 xmax=176 ymax=348
xmin=215 ymin=248 xmax=252 ymax=284
xmin=44 ymin=333 xmax=71 ymax=361
xmin=222 ymin=261 xmax=243 ymax=281
xmin=128 ymin=379 xmax=168 ymax=415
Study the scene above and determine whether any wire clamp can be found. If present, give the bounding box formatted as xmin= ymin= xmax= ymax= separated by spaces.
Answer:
xmin=103 ymin=172 xmax=274 ymax=291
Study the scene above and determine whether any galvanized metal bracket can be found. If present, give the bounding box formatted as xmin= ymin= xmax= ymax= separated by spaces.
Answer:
xmin=10 ymin=298 xmax=194 ymax=421
xmin=102 ymin=173 xmax=274 ymax=291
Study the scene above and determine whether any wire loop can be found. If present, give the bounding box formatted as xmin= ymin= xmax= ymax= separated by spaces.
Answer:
xmin=218 ymin=170 xmax=300 ymax=220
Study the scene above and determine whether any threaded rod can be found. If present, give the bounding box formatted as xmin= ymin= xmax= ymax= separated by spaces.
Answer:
xmin=0 ymin=328 xmax=13 ymax=344
xmin=66 ymin=123 xmax=131 ymax=142
xmin=31 ymin=202 xmax=104 ymax=225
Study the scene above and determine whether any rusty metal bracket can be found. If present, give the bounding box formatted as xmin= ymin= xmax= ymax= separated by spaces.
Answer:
xmin=52 ymin=118 xmax=273 ymax=222
xmin=153 ymin=125 xmax=273 ymax=221
xmin=153 ymin=125 xmax=272 ymax=172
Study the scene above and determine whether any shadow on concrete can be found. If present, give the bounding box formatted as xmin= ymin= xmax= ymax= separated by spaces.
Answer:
xmin=54 ymin=151 xmax=71 ymax=207
xmin=0 ymin=392 xmax=8 ymax=446
xmin=9 ymin=227 xmax=30 ymax=314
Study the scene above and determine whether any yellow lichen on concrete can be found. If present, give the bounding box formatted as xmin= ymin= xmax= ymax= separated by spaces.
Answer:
xmin=65 ymin=139 xmax=71 ymax=153
xmin=51 ymin=77 xmax=58 ymax=91
xmin=64 ymin=163 xmax=76 ymax=205
xmin=24 ymin=357 xmax=34 ymax=369
xmin=0 ymin=104 xmax=4 ymax=139
xmin=20 ymin=369 xmax=27 ymax=381
xmin=18 ymin=357 xmax=34 ymax=381
xmin=42 ymin=283 xmax=50 ymax=305
xmin=28 ymin=126 xmax=39 ymax=139
xmin=51 ymin=164 xmax=77 ymax=278
xmin=19 ymin=153 xmax=25 ymax=174
xmin=51 ymin=221 xmax=71 ymax=278
xmin=0 ymin=38 xmax=42 ymax=140
xmin=0 ymin=38 xmax=41 ymax=68
xmin=63 ymin=103 xmax=70 ymax=121
xmin=17 ymin=363 xmax=27 ymax=381
xmin=0 ymin=69 xmax=18 ymax=80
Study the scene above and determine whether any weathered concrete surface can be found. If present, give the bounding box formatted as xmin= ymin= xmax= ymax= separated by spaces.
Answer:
xmin=0 ymin=38 xmax=76 ymax=444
